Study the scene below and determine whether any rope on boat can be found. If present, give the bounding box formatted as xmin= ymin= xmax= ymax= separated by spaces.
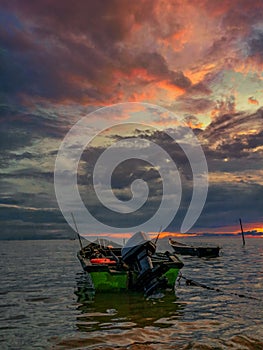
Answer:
xmin=177 ymin=273 xmax=260 ymax=301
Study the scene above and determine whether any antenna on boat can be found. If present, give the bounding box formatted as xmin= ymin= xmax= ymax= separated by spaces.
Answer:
xmin=154 ymin=225 xmax=163 ymax=245
xmin=239 ymin=218 xmax=245 ymax=247
xmin=71 ymin=212 xmax=83 ymax=250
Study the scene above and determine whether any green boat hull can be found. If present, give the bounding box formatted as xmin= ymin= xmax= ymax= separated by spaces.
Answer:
xmin=89 ymin=267 xmax=181 ymax=292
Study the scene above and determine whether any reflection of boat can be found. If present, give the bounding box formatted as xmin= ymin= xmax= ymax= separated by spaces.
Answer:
xmin=74 ymin=274 xmax=184 ymax=330
xmin=77 ymin=232 xmax=184 ymax=296
xmin=169 ymin=238 xmax=220 ymax=258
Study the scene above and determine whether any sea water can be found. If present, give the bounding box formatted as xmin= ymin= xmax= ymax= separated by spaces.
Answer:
xmin=0 ymin=237 xmax=262 ymax=349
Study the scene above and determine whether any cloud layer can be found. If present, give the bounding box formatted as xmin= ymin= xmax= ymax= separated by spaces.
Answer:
xmin=0 ymin=0 xmax=262 ymax=238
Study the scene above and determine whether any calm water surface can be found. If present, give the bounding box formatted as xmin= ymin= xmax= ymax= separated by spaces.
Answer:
xmin=0 ymin=237 xmax=262 ymax=349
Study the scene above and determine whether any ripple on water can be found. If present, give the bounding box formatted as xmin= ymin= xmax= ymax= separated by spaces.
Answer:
xmin=1 ymin=239 xmax=263 ymax=350
xmin=52 ymin=331 xmax=263 ymax=350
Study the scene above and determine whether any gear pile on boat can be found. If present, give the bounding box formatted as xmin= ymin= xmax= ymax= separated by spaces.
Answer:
xmin=77 ymin=231 xmax=184 ymax=297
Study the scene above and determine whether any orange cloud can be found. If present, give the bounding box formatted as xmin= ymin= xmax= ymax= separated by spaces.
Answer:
xmin=149 ymin=231 xmax=199 ymax=239
xmin=248 ymin=96 xmax=259 ymax=105
xmin=185 ymin=120 xmax=204 ymax=129
xmin=82 ymin=233 xmax=133 ymax=240
xmin=206 ymin=0 xmax=248 ymax=18
xmin=80 ymin=223 xmax=263 ymax=242
xmin=155 ymin=80 xmax=185 ymax=99
xmin=238 ymin=222 xmax=263 ymax=233
xmin=126 ymin=80 xmax=185 ymax=105
xmin=233 ymin=59 xmax=263 ymax=76
xmin=113 ymin=68 xmax=155 ymax=84
xmin=161 ymin=27 xmax=192 ymax=52
xmin=192 ymin=222 xmax=263 ymax=235
xmin=185 ymin=64 xmax=216 ymax=85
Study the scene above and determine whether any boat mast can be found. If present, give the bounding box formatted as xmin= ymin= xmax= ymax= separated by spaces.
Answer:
xmin=71 ymin=213 xmax=84 ymax=250
xmin=154 ymin=225 xmax=163 ymax=245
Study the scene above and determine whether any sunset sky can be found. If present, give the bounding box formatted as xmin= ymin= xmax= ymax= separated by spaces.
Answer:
xmin=0 ymin=0 xmax=263 ymax=239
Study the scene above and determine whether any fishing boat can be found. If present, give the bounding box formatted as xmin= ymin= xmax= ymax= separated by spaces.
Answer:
xmin=169 ymin=238 xmax=220 ymax=258
xmin=77 ymin=231 xmax=184 ymax=296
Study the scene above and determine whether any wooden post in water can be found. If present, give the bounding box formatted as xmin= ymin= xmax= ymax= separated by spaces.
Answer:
xmin=239 ymin=218 xmax=245 ymax=246
xmin=71 ymin=213 xmax=83 ymax=250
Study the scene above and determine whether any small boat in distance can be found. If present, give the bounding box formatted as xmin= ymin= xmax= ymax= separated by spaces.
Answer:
xmin=169 ymin=238 xmax=221 ymax=258
xmin=77 ymin=232 xmax=184 ymax=297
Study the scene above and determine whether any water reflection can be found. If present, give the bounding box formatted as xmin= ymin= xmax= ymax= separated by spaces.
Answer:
xmin=74 ymin=273 xmax=185 ymax=331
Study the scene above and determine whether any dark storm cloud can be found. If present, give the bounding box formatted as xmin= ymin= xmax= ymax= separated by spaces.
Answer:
xmin=0 ymin=214 xmax=72 ymax=240
xmin=203 ymin=107 xmax=263 ymax=141
xmin=107 ymin=128 xmax=194 ymax=182
xmin=187 ymin=82 xmax=212 ymax=96
xmin=0 ymin=104 xmax=71 ymax=154
xmin=0 ymin=169 xmax=55 ymax=183
xmin=193 ymin=107 xmax=263 ymax=229
xmin=1 ymin=0 xmax=263 ymax=106
xmin=0 ymin=204 xmax=61 ymax=223
xmin=9 ymin=0 xmax=153 ymax=46
xmin=176 ymin=97 xmax=214 ymax=114
xmin=78 ymin=156 xmax=164 ymax=229
xmin=76 ymin=128 xmax=194 ymax=231
xmin=197 ymin=108 xmax=263 ymax=169
xmin=220 ymin=1 xmax=263 ymax=32
xmin=247 ymin=29 xmax=263 ymax=61
xmin=216 ymin=131 xmax=263 ymax=159
xmin=135 ymin=52 xmax=191 ymax=89
xmin=0 ymin=104 xmax=73 ymax=240
xmin=0 ymin=19 xmax=78 ymax=101
xmin=1 ymin=0 xmax=263 ymax=238
xmin=166 ymin=109 xmax=263 ymax=229
xmin=0 ymin=174 xmax=71 ymax=240
xmin=195 ymin=182 xmax=263 ymax=229
xmin=0 ymin=0 xmax=155 ymax=103
xmin=0 ymin=0 xmax=193 ymax=105
xmin=77 ymin=121 xmax=263 ymax=232
xmin=0 ymin=33 xmax=109 ymax=102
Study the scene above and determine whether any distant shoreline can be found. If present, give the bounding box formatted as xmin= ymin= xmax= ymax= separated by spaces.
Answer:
xmin=0 ymin=233 xmax=262 ymax=241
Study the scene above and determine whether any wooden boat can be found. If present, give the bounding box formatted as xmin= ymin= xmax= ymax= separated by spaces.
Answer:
xmin=169 ymin=238 xmax=220 ymax=258
xmin=77 ymin=232 xmax=184 ymax=296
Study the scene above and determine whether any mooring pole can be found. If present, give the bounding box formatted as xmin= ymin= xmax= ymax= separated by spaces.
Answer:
xmin=239 ymin=218 xmax=245 ymax=247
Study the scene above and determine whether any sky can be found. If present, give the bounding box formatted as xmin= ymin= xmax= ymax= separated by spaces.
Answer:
xmin=0 ymin=0 xmax=263 ymax=240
